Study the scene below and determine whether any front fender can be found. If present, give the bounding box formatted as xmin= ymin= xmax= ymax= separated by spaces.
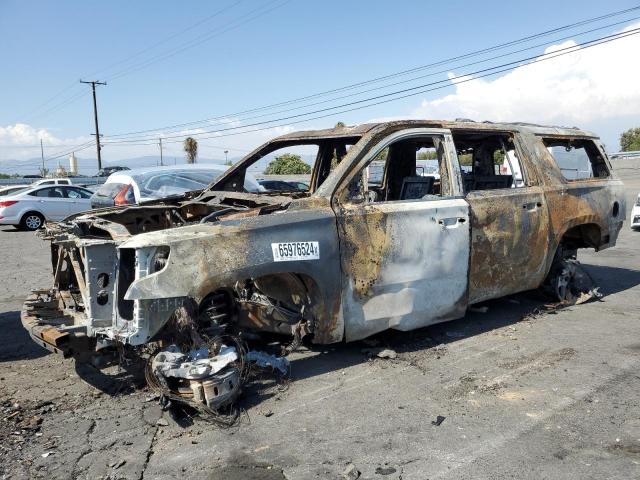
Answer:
xmin=122 ymin=206 xmax=344 ymax=343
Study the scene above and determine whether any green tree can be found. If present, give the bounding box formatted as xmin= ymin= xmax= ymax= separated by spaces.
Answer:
xmin=264 ymin=153 xmax=311 ymax=174
xmin=335 ymin=121 xmax=346 ymax=128
xmin=183 ymin=137 xmax=198 ymax=164
xmin=417 ymin=150 xmax=438 ymax=160
xmin=620 ymin=128 xmax=640 ymax=152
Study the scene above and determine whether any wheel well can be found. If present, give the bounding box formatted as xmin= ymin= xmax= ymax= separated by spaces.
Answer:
xmin=199 ymin=273 xmax=325 ymax=335
xmin=21 ymin=210 xmax=44 ymax=220
xmin=560 ymin=223 xmax=602 ymax=250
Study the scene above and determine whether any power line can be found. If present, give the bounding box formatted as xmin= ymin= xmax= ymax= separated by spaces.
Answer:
xmin=45 ymin=140 xmax=96 ymax=162
xmin=103 ymin=15 xmax=640 ymax=142
xmin=143 ymin=27 xmax=640 ymax=145
xmin=16 ymin=0 xmax=258 ymax=123
xmin=103 ymin=28 xmax=640 ymax=145
xmin=19 ymin=81 xmax=80 ymax=121
xmin=0 ymin=141 xmax=92 ymax=149
xmin=103 ymin=0 xmax=290 ymax=83
xmin=23 ymin=90 xmax=89 ymax=124
xmin=85 ymin=0 xmax=244 ymax=80
xmin=103 ymin=5 xmax=640 ymax=140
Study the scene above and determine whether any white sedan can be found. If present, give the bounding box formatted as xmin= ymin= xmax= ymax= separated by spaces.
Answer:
xmin=0 ymin=185 xmax=94 ymax=230
xmin=631 ymin=193 xmax=640 ymax=230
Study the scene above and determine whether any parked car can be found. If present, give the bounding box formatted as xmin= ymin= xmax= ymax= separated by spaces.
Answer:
xmin=95 ymin=166 xmax=131 ymax=177
xmin=0 ymin=185 xmax=29 ymax=196
xmin=21 ymin=120 xmax=625 ymax=388
xmin=258 ymin=179 xmax=304 ymax=191
xmin=287 ymin=181 xmax=309 ymax=190
xmin=90 ymin=164 xmax=263 ymax=208
xmin=630 ymin=193 xmax=640 ymax=230
xmin=35 ymin=178 xmax=73 ymax=186
xmin=0 ymin=184 xmax=93 ymax=230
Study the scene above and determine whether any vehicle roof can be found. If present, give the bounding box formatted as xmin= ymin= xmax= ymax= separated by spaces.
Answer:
xmin=106 ymin=163 xmax=228 ymax=178
xmin=271 ymin=119 xmax=598 ymax=142
xmin=3 ymin=184 xmax=90 ymax=198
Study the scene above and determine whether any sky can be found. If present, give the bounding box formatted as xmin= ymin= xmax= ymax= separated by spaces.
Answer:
xmin=1 ymin=0 xmax=639 ymax=174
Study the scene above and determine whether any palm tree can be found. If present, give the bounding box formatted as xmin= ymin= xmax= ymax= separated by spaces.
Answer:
xmin=183 ymin=137 xmax=198 ymax=164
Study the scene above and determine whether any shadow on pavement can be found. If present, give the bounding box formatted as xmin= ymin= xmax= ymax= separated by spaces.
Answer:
xmin=580 ymin=263 xmax=640 ymax=296
xmin=288 ymin=263 xmax=640 ymax=383
xmin=0 ymin=310 xmax=49 ymax=362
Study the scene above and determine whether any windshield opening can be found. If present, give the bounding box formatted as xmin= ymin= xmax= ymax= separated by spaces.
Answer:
xmin=208 ymin=135 xmax=361 ymax=196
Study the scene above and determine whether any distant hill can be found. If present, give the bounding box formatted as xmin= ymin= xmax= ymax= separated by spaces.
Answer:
xmin=0 ymin=149 xmax=317 ymax=177
xmin=0 ymin=155 xmax=233 ymax=177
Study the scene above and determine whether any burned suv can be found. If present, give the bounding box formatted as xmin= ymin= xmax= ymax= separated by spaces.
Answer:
xmin=23 ymin=120 xmax=624 ymax=370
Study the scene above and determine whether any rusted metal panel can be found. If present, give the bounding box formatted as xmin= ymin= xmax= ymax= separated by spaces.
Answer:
xmin=466 ymin=186 xmax=550 ymax=304
xmin=117 ymin=198 xmax=344 ymax=345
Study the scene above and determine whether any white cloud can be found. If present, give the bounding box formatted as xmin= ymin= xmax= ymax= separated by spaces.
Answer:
xmin=0 ymin=123 xmax=91 ymax=162
xmin=413 ymin=23 xmax=640 ymax=128
xmin=0 ymin=123 xmax=62 ymax=147
xmin=0 ymin=120 xmax=301 ymax=166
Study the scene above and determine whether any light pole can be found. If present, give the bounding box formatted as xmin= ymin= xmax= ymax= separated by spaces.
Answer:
xmin=224 ymin=150 xmax=229 ymax=165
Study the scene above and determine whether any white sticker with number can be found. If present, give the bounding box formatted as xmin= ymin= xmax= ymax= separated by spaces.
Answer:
xmin=272 ymin=242 xmax=320 ymax=262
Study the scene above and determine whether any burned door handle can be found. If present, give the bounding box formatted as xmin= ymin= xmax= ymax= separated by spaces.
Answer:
xmin=522 ymin=202 xmax=543 ymax=211
xmin=438 ymin=217 xmax=465 ymax=227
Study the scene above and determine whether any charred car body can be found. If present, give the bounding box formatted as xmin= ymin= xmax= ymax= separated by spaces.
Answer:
xmin=23 ymin=120 xmax=624 ymax=388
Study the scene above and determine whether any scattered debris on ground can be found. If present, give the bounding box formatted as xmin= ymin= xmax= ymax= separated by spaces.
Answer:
xmin=342 ymin=463 xmax=361 ymax=479
xmin=361 ymin=347 xmax=398 ymax=359
xmin=144 ymin=330 xmax=292 ymax=427
xmin=431 ymin=415 xmax=446 ymax=426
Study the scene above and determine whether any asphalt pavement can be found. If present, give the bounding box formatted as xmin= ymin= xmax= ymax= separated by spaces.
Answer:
xmin=1 ymin=165 xmax=639 ymax=480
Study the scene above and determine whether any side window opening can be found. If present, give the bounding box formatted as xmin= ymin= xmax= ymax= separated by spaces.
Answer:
xmin=453 ymin=132 xmax=525 ymax=193
xmin=542 ymin=138 xmax=609 ymax=180
xmin=346 ymin=135 xmax=449 ymax=204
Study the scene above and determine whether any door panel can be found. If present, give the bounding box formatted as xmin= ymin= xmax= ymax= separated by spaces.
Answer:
xmin=33 ymin=195 xmax=67 ymax=220
xmin=466 ymin=186 xmax=550 ymax=303
xmin=338 ymin=198 xmax=470 ymax=341
xmin=67 ymin=198 xmax=92 ymax=216
xmin=333 ymin=127 xmax=469 ymax=341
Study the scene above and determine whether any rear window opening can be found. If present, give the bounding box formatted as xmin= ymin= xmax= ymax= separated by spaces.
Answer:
xmin=542 ymin=138 xmax=610 ymax=180
xmin=95 ymin=182 xmax=129 ymax=198
xmin=452 ymin=132 xmax=525 ymax=193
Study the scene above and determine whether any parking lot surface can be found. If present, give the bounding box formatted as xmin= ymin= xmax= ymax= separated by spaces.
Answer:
xmin=1 ymin=168 xmax=639 ymax=480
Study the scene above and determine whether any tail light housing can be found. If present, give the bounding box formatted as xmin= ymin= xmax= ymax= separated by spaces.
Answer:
xmin=0 ymin=200 xmax=18 ymax=208
xmin=114 ymin=184 xmax=135 ymax=206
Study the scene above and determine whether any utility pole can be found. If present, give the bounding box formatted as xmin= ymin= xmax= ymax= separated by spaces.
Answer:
xmin=224 ymin=150 xmax=229 ymax=165
xmin=40 ymin=139 xmax=45 ymax=175
xmin=80 ymin=80 xmax=106 ymax=171
xmin=159 ymin=138 xmax=164 ymax=166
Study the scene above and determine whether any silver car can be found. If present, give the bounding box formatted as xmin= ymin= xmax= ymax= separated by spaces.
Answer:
xmin=0 ymin=185 xmax=93 ymax=230
xmin=90 ymin=164 xmax=264 ymax=208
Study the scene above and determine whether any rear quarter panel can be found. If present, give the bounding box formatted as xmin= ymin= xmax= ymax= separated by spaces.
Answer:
xmin=521 ymin=132 xmax=625 ymax=271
